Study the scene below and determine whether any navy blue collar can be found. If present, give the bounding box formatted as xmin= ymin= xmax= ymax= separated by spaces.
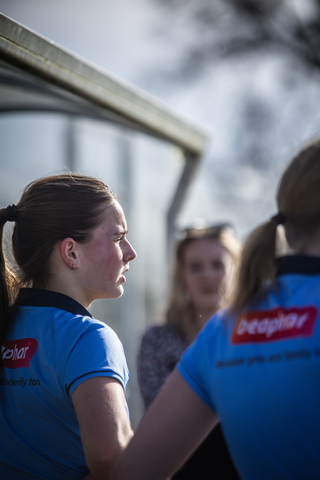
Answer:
xmin=277 ymin=254 xmax=320 ymax=276
xmin=16 ymin=288 xmax=93 ymax=318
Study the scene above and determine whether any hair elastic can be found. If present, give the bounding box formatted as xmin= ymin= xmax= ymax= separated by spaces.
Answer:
xmin=6 ymin=204 xmax=19 ymax=222
xmin=271 ymin=212 xmax=286 ymax=225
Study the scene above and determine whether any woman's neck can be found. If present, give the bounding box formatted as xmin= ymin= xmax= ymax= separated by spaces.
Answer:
xmin=193 ymin=308 xmax=217 ymax=333
xmin=291 ymin=230 xmax=320 ymax=257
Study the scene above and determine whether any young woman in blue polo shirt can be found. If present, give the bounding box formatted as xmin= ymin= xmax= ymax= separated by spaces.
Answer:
xmin=0 ymin=173 xmax=136 ymax=479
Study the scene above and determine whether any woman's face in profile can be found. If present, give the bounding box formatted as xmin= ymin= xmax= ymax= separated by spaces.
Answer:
xmin=182 ymin=238 xmax=233 ymax=315
xmin=75 ymin=201 xmax=137 ymax=305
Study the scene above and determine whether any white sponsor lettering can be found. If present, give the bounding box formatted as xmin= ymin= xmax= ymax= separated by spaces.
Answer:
xmin=236 ymin=312 xmax=309 ymax=339
xmin=1 ymin=344 xmax=29 ymax=360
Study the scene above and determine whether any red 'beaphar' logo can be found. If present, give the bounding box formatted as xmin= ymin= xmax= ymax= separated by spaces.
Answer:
xmin=231 ymin=306 xmax=317 ymax=344
xmin=1 ymin=338 xmax=38 ymax=369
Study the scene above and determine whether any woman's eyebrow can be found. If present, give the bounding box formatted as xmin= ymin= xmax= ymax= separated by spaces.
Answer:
xmin=112 ymin=228 xmax=128 ymax=237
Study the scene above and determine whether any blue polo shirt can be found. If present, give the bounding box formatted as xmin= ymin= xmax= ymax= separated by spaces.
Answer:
xmin=0 ymin=288 xmax=129 ymax=479
xmin=178 ymin=255 xmax=320 ymax=480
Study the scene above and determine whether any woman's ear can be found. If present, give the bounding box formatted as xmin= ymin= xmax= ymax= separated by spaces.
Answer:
xmin=60 ymin=238 xmax=78 ymax=270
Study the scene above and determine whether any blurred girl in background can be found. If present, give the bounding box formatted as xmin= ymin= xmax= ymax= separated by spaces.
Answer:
xmin=138 ymin=223 xmax=240 ymax=479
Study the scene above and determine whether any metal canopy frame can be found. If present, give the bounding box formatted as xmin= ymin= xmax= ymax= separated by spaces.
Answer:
xmin=0 ymin=13 xmax=211 ymax=254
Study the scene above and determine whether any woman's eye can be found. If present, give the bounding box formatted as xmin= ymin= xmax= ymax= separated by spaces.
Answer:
xmin=188 ymin=263 xmax=202 ymax=273
xmin=212 ymin=261 xmax=224 ymax=271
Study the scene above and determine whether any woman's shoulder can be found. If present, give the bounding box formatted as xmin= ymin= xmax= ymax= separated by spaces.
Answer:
xmin=140 ymin=324 xmax=185 ymax=350
xmin=138 ymin=324 xmax=187 ymax=373
xmin=142 ymin=324 xmax=181 ymax=340
xmin=52 ymin=310 xmax=123 ymax=355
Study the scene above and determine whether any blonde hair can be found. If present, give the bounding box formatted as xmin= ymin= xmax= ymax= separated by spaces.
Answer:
xmin=166 ymin=225 xmax=240 ymax=339
xmin=230 ymin=137 xmax=320 ymax=313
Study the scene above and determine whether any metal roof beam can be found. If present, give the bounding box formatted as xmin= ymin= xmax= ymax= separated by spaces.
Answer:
xmin=0 ymin=13 xmax=210 ymax=156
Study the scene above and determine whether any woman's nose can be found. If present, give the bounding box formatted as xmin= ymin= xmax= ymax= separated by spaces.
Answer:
xmin=125 ymin=240 xmax=137 ymax=262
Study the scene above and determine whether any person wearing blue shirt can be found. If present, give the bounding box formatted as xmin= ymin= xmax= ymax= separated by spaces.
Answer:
xmin=110 ymin=137 xmax=320 ymax=480
xmin=0 ymin=173 xmax=136 ymax=479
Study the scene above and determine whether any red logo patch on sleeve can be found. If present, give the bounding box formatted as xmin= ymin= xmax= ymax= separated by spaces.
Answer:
xmin=231 ymin=306 xmax=317 ymax=344
xmin=1 ymin=338 xmax=38 ymax=369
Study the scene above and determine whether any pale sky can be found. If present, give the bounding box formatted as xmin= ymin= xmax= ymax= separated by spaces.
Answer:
xmin=0 ymin=0 xmax=164 ymax=88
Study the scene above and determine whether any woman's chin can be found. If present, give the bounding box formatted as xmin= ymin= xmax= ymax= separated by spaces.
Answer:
xmin=115 ymin=285 xmax=124 ymax=298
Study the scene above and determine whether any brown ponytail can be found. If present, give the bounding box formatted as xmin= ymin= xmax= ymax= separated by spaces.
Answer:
xmin=230 ymin=220 xmax=278 ymax=313
xmin=0 ymin=208 xmax=20 ymax=359
xmin=230 ymin=135 xmax=320 ymax=314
